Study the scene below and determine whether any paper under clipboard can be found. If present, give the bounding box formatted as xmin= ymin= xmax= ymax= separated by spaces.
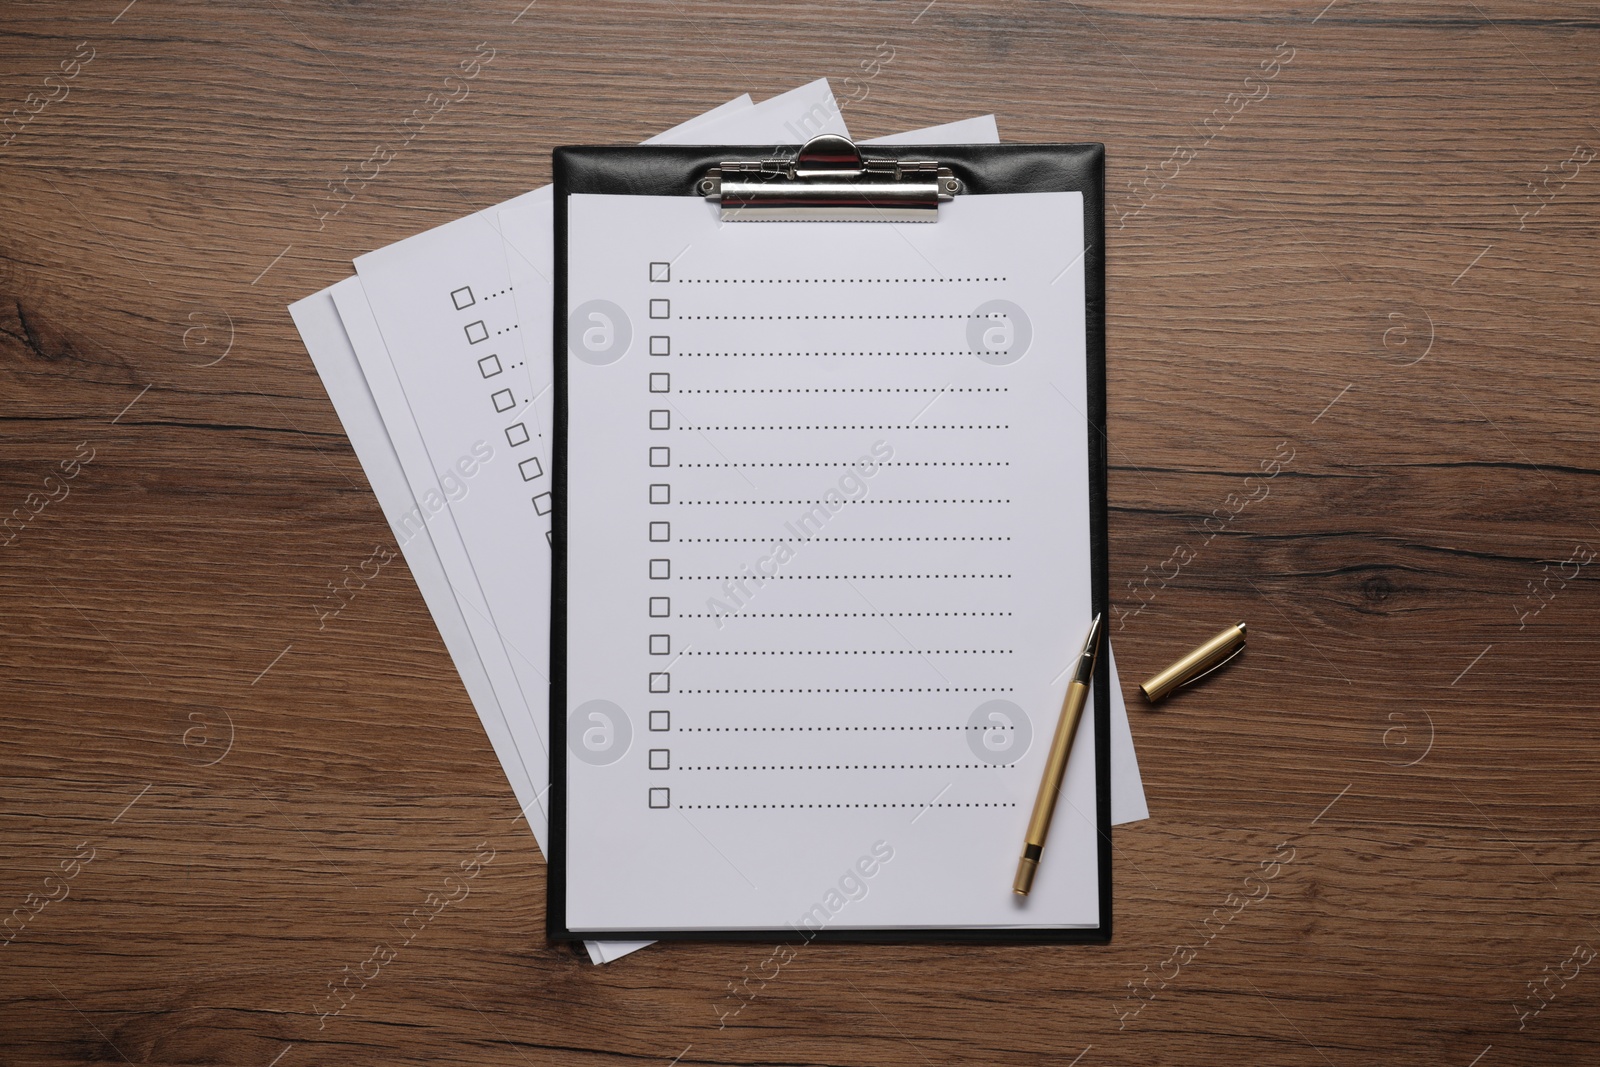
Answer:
xmin=550 ymin=136 xmax=1111 ymax=942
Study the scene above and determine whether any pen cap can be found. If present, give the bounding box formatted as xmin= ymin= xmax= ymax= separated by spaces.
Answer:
xmin=1139 ymin=623 xmax=1246 ymax=703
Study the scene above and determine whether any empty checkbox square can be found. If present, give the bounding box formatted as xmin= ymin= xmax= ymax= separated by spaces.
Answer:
xmin=649 ymin=446 xmax=670 ymax=467
xmin=649 ymin=558 xmax=670 ymax=579
xmin=465 ymin=320 xmax=489 ymax=344
xmin=519 ymin=457 xmax=544 ymax=481
xmin=649 ymin=373 xmax=670 ymax=393
xmin=649 ymin=634 xmax=670 ymax=655
xmin=649 ymin=710 xmax=670 ymax=731
xmin=649 ymin=409 xmax=670 ymax=430
xmin=545 ymin=530 xmax=552 ymax=546
xmin=532 ymin=492 xmax=552 ymax=515
xmin=649 ymin=483 xmax=670 ymax=504
xmin=649 ymin=521 xmax=670 ymax=542
xmin=648 ymin=748 xmax=670 ymax=770
xmin=649 ymin=672 xmax=670 ymax=693
xmin=649 ymin=597 xmax=670 ymax=618
xmin=491 ymin=389 xmax=515 ymax=412
xmin=649 ymin=299 xmax=669 ymax=319
xmin=506 ymin=422 xmax=530 ymax=447
xmin=649 ymin=262 xmax=670 ymax=282
xmin=478 ymin=354 xmax=502 ymax=378
xmin=649 ymin=787 xmax=670 ymax=809
xmin=451 ymin=286 xmax=475 ymax=309
xmin=650 ymin=336 xmax=670 ymax=356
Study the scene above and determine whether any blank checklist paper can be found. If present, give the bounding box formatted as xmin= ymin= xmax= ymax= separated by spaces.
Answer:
xmin=555 ymin=184 xmax=1109 ymax=938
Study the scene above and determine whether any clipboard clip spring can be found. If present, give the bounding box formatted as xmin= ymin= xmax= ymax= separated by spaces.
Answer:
xmin=697 ymin=134 xmax=962 ymax=222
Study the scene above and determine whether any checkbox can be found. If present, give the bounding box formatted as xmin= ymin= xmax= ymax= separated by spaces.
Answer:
xmin=649 ymin=710 xmax=670 ymax=731
xmin=451 ymin=286 xmax=475 ymax=310
xmin=649 ymin=409 xmax=670 ymax=430
xmin=465 ymin=320 xmax=489 ymax=344
xmin=491 ymin=389 xmax=515 ymax=412
xmin=506 ymin=422 xmax=530 ymax=447
xmin=649 ymin=299 xmax=669 ymax=319
xmin=545 ymin=530 xmax=552 ymax=546
xmin=650 ymin=335 xmax=670 ymax=356
xmin=649 ymin=446 xmax=670 ymax=467
xmin=519 ymin=457 xmax=544 ymax=481
xmin=649 ymin=634 xmax=670 ymax=655
xmin=649 ymin=483 xmax=670 ymax=504
xmin=532 ymin=492 xmax=552 ymax=515
xmin=649 ymin=373 xmax=670 ymax=393
xmin=649 ymin=787 xmax=670 ymax=809
xmin=649 ymin=672 xmax=670 ymax=693
xmin=649 ymin=597 xmax=670 ymax=618
xmin=649 ymin=748 xmax=670 ymax=770
xmin=649 ymin=262 xmax=670 ymax=282
xmin=478 ymin=354 xmax=502 ymax=378
xmin=649 ymin=558 xmax=670 ymax=579
xmin=649 ymin=521 xmax=670 ymax=542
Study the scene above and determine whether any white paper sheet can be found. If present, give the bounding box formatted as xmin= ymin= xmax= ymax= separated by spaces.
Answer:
xmin=288 ymin=290 xmax=538 ymax=811
xmin=328 ymin=274 xmax=552 ymax=797
xmin=863 ymin=114 xmax=1000 ymax=145
xmin=562 ymin=191 xmax=1100 ymax=932
xmin=1107 ymin=647 xmax=1148 ymax=822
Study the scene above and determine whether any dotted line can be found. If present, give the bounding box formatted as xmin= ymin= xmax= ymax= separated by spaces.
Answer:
xmin=677 ymin=277 xmax=1006 ymax=284
xmin=683 ymin=763 xmax=1013 ymax=770
xmin=675 ymin=355 xmax=960 ymax=363
xmin=677 ymin=611 xmax=1013 ymax=619
xmin=678 ymin=686 xmax=1011 ymax=694
xmin=680 ymin=725 xmax=1009 ymax=732
xmin=677 ymin=424 xmax=1008 ymax=430
xmin=679 ymin=802 xmax=1017 ymax=809
xmin=681 ymin=313 xmax=1007 ymax=320
xmin=676 ymin=574 xmax=1010 ymax=580
xmin=676 ymin=461 xmax=1009 ymax=468
xmin=682 ymin=649 xmax=1012 ymax=656
xmin=679 ymin=387 xmax=1007 ymax=394
xmin=677 ymin=499 xmax=1011 ymax=505
xmin=677 ymin=536 xmax=1011 ymax=543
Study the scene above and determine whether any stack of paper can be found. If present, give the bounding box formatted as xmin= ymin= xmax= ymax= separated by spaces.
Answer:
xmin=289 ymin=80 xmax=1147 ymax=962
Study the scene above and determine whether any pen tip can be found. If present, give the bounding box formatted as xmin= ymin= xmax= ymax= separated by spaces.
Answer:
xmin=1238 ymin=621 xmax=1247 ymax=634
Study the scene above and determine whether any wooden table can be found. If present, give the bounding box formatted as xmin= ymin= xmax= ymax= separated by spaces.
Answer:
xmin=4 ymin=2 xmax=1597 ymax=1064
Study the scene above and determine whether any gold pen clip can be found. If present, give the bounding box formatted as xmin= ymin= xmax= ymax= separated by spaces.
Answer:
xmin=1172 ymin=641 xmax=1245 ymax=689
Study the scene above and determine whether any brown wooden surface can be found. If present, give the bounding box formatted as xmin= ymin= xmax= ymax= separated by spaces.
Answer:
xmin=4 ymin=1 xmax=1599 ymax=1064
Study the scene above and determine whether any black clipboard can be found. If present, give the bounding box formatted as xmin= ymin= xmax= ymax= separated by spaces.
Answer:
xmin=550 ymin=137 xmax=1110 ymax=944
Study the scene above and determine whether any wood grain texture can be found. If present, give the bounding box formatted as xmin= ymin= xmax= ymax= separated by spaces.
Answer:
xmin=3 ymin=1 xmax=1598 ymax=1064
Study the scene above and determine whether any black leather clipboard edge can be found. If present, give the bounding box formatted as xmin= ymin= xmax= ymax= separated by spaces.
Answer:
xmin=550 ymin=142 xmax=1110 ymax=946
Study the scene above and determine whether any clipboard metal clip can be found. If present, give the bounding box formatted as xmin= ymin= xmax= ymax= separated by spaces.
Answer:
xmin=696 ymin=134 xmax=962 ymax=222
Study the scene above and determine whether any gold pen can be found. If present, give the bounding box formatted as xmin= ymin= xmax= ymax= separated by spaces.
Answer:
xmin=1014 ymin=613 xmax=1104 ymax=896
xmin=1139 ymin=622 xmax=1247 ymax=703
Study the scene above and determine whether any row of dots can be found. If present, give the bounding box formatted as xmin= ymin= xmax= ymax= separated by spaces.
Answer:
xmin=676 ymin=536 xmax=1011 ymax=543
xmin=681 ymin=649 xmax=1013 ymax=656
xmin=676 ymin=612 xmax=1012 ymax=618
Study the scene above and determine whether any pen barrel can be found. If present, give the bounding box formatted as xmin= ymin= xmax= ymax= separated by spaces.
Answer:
xmin=1139 ymin=623 xmax=1245 ymax=703
xmin=1022 ymin=680 xmax=1090 ymax=849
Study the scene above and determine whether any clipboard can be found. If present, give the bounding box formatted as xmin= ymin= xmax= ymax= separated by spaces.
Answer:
xmin=550 ymin=136 xmax=1110 ymax=943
